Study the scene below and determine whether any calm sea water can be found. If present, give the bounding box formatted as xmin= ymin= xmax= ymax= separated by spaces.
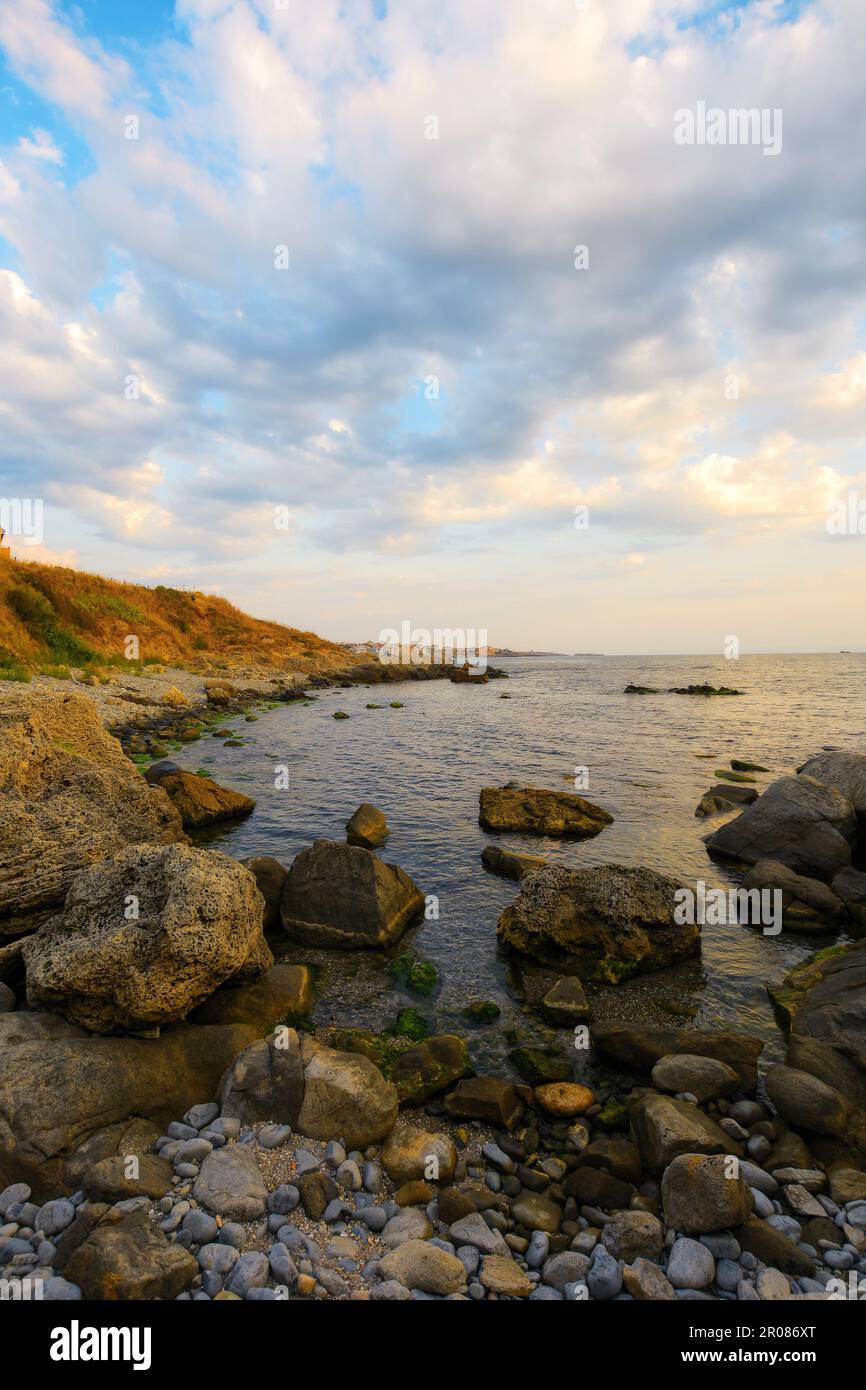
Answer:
xmin=178 ymin=653 xmax=866 ymax=1082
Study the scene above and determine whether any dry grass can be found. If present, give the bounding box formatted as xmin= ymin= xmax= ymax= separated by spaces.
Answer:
xmin=0 ymin=553 xmax=354 ymax=677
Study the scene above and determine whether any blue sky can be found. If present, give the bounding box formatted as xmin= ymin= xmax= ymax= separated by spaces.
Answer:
xmin=0 ymin=0 xmax=864 ymax=653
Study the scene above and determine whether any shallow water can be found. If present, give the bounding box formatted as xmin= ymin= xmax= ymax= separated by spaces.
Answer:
xmin=176 ymin=652 xmax=866 ymax=1083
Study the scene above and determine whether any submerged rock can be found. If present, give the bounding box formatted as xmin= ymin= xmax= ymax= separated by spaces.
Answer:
xmin=497 ymin=863 xmax=698 ymax=983
xmin=695 ymin=783 xmax=759 ymax=817
xmin=280 ymin=839 xmax=424 ymax=947
xmin=23 ymin=843 xmax=272 ymax=1034
xmin=539 ymin=976 xmax=591 ymax=1024
xmin=479 ymin=785 xmax=613 ymax=838
xmin=481 ymin=845 xmax=549 ymax=880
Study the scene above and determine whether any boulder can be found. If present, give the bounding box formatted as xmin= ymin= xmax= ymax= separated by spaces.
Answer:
xmin=63 ymin=1117 xmax=162 ymax=1194
xmin=539 ymin=976 xmax=591 ymax=1025
xmin=381 ymin=1127 xmax=457 ymax=1185
xmin=280 ymin=839 xmax=424 ymax=947
xmin=831 ymin=867 xmax=866 ymax=930
xmin=345 ymin=803 xmax=389 ymax=849
xmin=592 ymin=1025 xmax=764 ymax=1093
xmin=443 ymin=1077 xmax=524 ymax=1129
xmin=661 ymin=1153 xmax=752 ymax=1233
xmin=497 ymin=863 xmax=699 ymax=983
xmin=797 ymin=751 xmax=866 ymax=820
xmin=695 ymin=784 xmax=759 ymax=818
xmin=479 ymin=785 xmax=613 ymax=838
xmin=150 ymin=769 xmax=255 ymax=829
xmin=742 ymin=859 xmax=845 ymax=931
xmin=23 ymin=843 xmax=272 ymax=1034
xmin=58 ymin=1203 xmax=196 ymax=1300
xmin=388 ymin=1035 xmax=470 ymax=1104
xmin=650 ymin=1054 xmax=740 ymax=1103
xmin=764 ymin=1066 xmax=849 ymax=1136
xmin=0 ymin=1011 xmax=259 ymax=1198
xmin=240 ymin=856 xmax=288 ymax=933
xmin=0 ymin=691 xmax=182 ymax=934
xmin=297 ymin=1045 xmax=399 ymax=1147
xmin=192 ymin=1144 xmax=268 ymax=1220
xmin=629 ymin=1092 xmax=742 ymax=1175
xmin=217 ymin=1028 xmax=305 ymax=1127
xmin=481 ymin=845 xmax=549 ymax=881
xmin=704 ymin=775 xmax=855 ymax=879
xmin=768 ymin=941 xmax=866 ymax=1071
xmin=189 ymin=963 xmax=313 ymax=1029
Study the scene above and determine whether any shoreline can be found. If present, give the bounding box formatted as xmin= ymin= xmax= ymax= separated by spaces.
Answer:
xmin=1 ymin=676 xmax=864 ymax=1304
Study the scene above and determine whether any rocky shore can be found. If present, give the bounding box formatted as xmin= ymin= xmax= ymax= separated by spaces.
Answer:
xmin=1 ymin=679 xmax=865 ymax=1302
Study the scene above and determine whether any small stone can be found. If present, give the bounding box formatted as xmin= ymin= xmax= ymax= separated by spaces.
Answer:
xmin=534 ymin=1082 xmax=595 ymax=1118
xmin=480 ymin=1254 xmax=532 ymax=1297
xmin=666 ymin=1237 xmax=715 ymax=1289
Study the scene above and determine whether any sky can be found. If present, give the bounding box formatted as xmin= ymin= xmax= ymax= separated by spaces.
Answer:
xmin=0 ymin=0 xmax=864 ymax=654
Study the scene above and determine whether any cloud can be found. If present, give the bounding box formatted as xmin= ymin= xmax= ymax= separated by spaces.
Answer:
xmin=0 ymin=0 xmax=864 ymax=649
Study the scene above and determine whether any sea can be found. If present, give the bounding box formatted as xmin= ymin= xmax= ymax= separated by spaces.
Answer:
xmin=175 ymin=652 xmax=866 ymax=1083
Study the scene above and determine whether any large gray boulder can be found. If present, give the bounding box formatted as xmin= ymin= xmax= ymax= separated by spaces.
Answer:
xmin=297 ymin=1044 xmax=398 ymax=1148
xmin=217 ymin=1028 xmax=305 ymax=1126
xmin=0 ymin=1011 xmax=260 ymax=1198
xmin=496 ymin=863 xmax=698 ymax=983
xmin=798 ymin=751 xmax=866 ymax=820
xmin=769 ymin=940 xmax=866 ymax=1072
xmin=0 ymin=691 xmax=182 ymax=935
xmin=704 ymin=775 xmax=855 ymax=878
xmin=280 ymin=839 xmax=424 ymax=947
xmin=23 ymin=843 xmax=272 ymax=1034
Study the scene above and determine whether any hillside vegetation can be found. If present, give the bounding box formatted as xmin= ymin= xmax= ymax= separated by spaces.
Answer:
xmin=0 ymin=555 xmax=356 ymax=679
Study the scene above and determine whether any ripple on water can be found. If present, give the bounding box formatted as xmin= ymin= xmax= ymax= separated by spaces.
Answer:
xmin=179 ymin=652 xmax=866 ymax=1078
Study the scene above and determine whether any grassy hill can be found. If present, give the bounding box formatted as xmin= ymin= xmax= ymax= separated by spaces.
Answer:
xmin=0 ymin=553 xmax=357 ymax=680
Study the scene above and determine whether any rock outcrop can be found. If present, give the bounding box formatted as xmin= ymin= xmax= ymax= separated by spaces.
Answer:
xmin=497 ymin=863 xmax=698 ymax=983
xmin=23 ymin=843 xmax=272 ymax=1034
xmin=280 ymin=839 xmax=424 ymax=948
xmin=479 ymin=786 xmax=613 ymax=838
xmin=0 ymin=691 xmax=182 ymax=935
xmin=704 ymin=775 xmax=855 ymax=879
